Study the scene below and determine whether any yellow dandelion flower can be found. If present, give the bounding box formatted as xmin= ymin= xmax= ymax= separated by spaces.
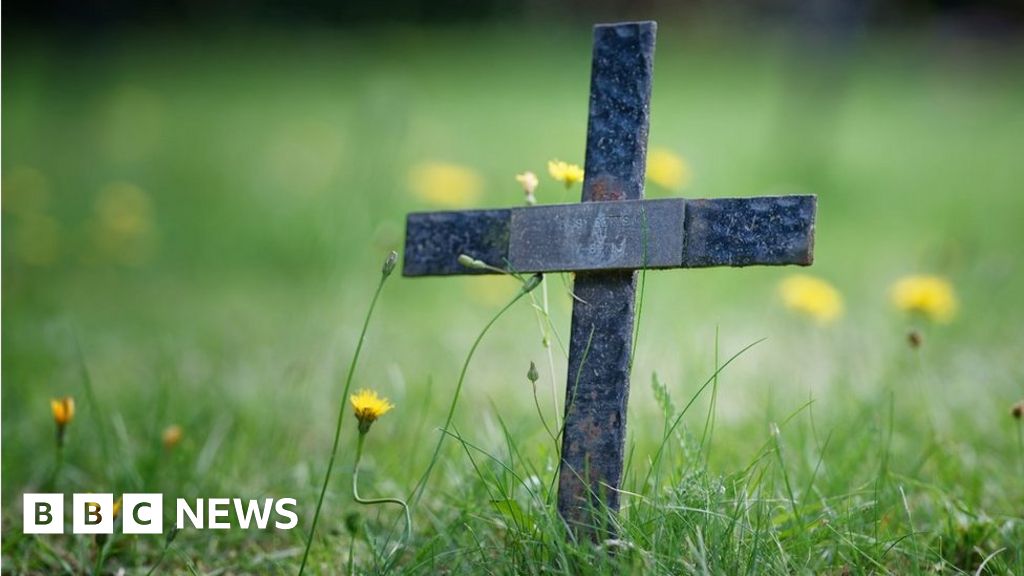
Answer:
xmin=547 ymin=160 xmax=584 ymax=188
xmin=890 ymin=275 xmax=957 ymax=323
xmin=91 ymin=182 xmax=157 ymax=266
xmin=51 ymin=396 xmax=75 ymax=447
xmin=51 ymin=397 xmax=75 ymax=426
xmin=778 ymin=274 xmax=844 ymax=324
xmin=162 ymin=424 xmax=183 ymax=450
xmin=350 ymin=389 xmax=394 ymax=433
xmin=646 ymin=148 xmax=691 ymax=190
xmin=408 ymin=162 xmax=483 ymax=208
xmin=112 ymin=497 xmax=123 ymax=520
xmin=465 ymin=275 xmax=518 ymax=307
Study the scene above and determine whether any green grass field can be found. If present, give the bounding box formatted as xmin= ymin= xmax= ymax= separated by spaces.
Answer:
xmin=3 ymin=23 xmax=1024 ymax=574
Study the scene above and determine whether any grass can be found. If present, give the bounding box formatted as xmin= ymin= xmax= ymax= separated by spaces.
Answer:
xmin=3 ymin=22 xmax=1024 ymax=574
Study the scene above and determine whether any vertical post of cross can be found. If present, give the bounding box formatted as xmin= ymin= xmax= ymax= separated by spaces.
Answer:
xmin=556 ymin=21 xmax=656 ymax=537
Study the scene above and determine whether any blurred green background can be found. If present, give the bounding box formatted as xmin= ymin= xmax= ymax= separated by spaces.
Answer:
xmin=3 ymin=2 xmax=1024 ymax=570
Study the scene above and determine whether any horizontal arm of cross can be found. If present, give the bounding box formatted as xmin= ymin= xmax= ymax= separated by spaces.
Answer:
xmin=402 ymin=195 xmax=815 ymax=276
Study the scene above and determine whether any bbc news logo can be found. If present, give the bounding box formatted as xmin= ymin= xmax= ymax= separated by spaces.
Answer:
xmin=23 ymin=493 xmax=298 ymax=534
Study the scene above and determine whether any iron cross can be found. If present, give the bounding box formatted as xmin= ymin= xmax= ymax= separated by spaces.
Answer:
xmin=402 ymin=21 xmax=816 ymax=537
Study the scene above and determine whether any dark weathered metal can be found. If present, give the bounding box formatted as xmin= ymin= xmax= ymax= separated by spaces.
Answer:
xmin=403 ymin=208 xmax=510 ymax=276
xmin=398 ymin=19 xmax=819 ymax=542
xmin=403 ymin=196 xmax=815 ymax=275
xmin=682 ymin=196 xmax=816 ymax=267
xmin=556 ymin=20 xmax=656 ymax=536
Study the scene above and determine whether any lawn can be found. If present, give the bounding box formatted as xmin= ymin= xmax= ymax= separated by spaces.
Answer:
xmin=3 ymin=22 xmax=1024 ymax=574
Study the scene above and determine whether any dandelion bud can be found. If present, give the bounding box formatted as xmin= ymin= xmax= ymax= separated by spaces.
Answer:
xmin=457 ymin=254 xmax=488 ymax=270
xmin=50 ymin=397 xmax=75 ymax=426
xmin=162 ymin=424 xmax=183 ymax=450
xmin=112 ymin=497 xmax=123 ymax=521
xmin=521 ymin=273 xmax=543 ymax=294
xmin=907 ymin=329 xmax=922 ymax=349
xmin=50 ymin=396 xmax=74 ymax=448
xmin=1012 ymin=401 xmax=1024 ymax=420
xmin=165 ymin=525 xmax=181 ymax=545
xmin=527 ymin=361 xmax=539 ymax=384
xmin=345 ymin=512 xmax=361 ymax=535
xmin=515 ymin=171 xmax=539 ymax=206
xmin=382 ymin=250 xmax=398 ymax=278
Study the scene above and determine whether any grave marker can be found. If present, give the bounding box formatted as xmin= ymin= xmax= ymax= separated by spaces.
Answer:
xmin=403 ymin=20 xmax=816 ymax=537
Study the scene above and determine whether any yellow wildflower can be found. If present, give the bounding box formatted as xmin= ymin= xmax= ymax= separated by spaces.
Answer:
xmin=162 ymin=424 xmax=183 ymax=450
xmin=778 ymin=275 xmax=844 ymax=324
xmin=51 ymin=397 xmax=75 ymax=426
xmin=547 ymin=160 xmax=584 ymax=188
xmin=515 ymin=171 xmax=539 ymax=205
xmin=646 ymin=148 xmax=691 ymax=190
xmin=890 ymin=275 xmax=957 ymax=323
xmin=91 ymin=182 xmax=157 ymax=266
xmin=51 ymin=396 xmax=75 ymax=448
xmin=350 ymin=389 xmax=394 ymax=433
xmin=465 ymin=275 xmax=517 ymax=307
xmin=112 ymin=497 xmax=123 ymax=520
xmin=408 ymin=162 xmax=482 ymax=208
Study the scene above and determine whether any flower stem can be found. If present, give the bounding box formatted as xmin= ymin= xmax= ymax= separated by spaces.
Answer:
xmin=531 ymin=382 xmax=558 ymax=449
xmin=346 ymin=532 xmax=356 ymax=576
xmin=145 ymin=541 xmax=170 ymax=576
xmin=1016 ymin=420 xmax=1023 ymax=476
xmin=299 ymin=266 xmax=392 ymax=576
xmin=351 ymin=433 xmax=412 ymax=549
xmin=539 ymin=276 xmax=562 ymax=429
xmin=409 ymin=275 xmax=539 ymax=507
xmin=94 ymin=536 xmax=112 ymax=576
xmin=48 ymin=444 xmax=64 ymax=492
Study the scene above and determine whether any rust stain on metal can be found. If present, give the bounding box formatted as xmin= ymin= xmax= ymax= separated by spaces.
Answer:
xmin=586 ymin=174 xmax=627 ymax=202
